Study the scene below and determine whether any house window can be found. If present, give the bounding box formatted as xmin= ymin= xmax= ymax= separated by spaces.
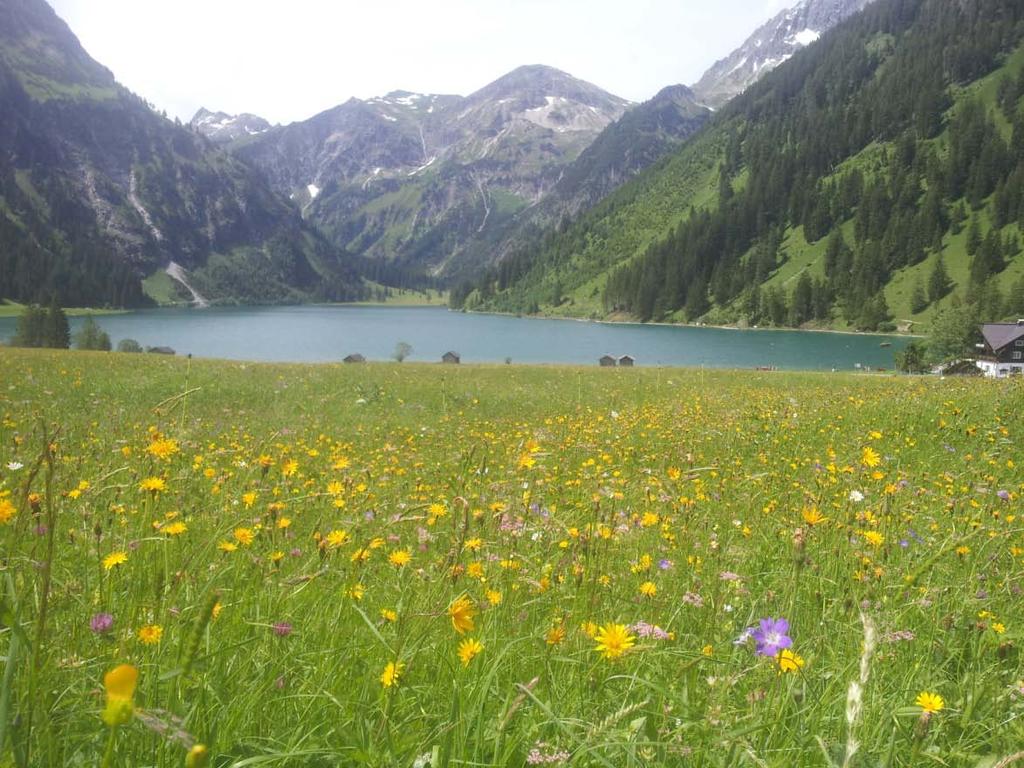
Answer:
xmin=1016 ymin=339 xmax=1024 ymax=346
xmin=1014 ymin=351 xmax=1023 ymax=360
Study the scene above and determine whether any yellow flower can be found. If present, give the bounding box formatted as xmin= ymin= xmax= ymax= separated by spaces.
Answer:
xmin=388 ymin=549 xmax=412 ymax=567
xmin=639 ymin=581 xmax=657 ymax=597
xmin=863 ymin=530 xmax=884 ymax=547
xmin=380 ymin=660 xmax=404 ymax=688
xmin=350 ymin=547 xmax=371 ymax=563
xmin=217 ymin=540 xmax=238 ymax=553
xmin=593 ymin=623 xmax=635 ymax=660
xmin=103 ymin=551 xmax=128 ymax=570
xmin=457 ymin=638 xmax=484 ymax=667
xmin=281 ymin=459 xmax=299 ymax=477
xmin=485 ymin=589 xmax=503 ymax=607
xmin=380 ymin=608 xmax=397 ymax=622
xmin=0 ymin=498 xmax=15 ymax=524
xmin=325 ymin=529 xmax=349 ymax=548
xmin=186 ymin=744 xmax=209 ymax=768
xmin=861 ymin=446 xmax=881 ymax=468
xmin=242 ymin=491 xmax=257 ymax=508
xmin=801 ymin=506 xmax=827 ymax=526
xmin=233 ymin=527 xmax=254 ymax=546
xmin=545 ymin=624 xmax=566 ymax=646
xmin=776 ymin=648 xmax=805 ymax=673
xmin=915 ymin=691 xmax=944 ymax=714
xmin=163 ymin=521 xmax=187 ymax=536
xmin=702 ymin=644 xmax=714 ymax=657
xmin=147 ymin=438 xmax=179 ymax=461
xmin=277 ymin=516 xmax=291 ymax=529
xmin=448 ymin=595 xmax=477 ymax=635
xmin=137 ymin=624 xmax=163 ymax=645
xmin=348 ymin=583 xmax=365 ymax=600
xmin=101 ymin=664 xmax=137 ymax=727
xmin=139 ymin=476 xmax=166 ymax=493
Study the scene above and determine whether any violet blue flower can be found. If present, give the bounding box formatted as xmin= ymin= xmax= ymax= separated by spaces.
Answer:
xmin=752 ymin=617 xmax=792 ymax=656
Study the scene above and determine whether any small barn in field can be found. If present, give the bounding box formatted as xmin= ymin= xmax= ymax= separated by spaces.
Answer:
xmin=343 ymin=353 xmax=366 ymax=363
xmin=442 ymin=351 xmax=461 ymax=364
xmin=618 ymin=355 xmax=635 ymax=367
xmin=599 ymin=354 xmax=616 ymax=367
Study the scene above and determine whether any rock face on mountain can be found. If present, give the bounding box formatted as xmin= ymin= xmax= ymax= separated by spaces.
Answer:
xmin=0 ymin=0 xmax=361 ymax=306
xmin=229 ymin=65 xmax=632 ymax=276
xmin=191 ymin=108 xmax=271 ymax=143
xmin=692 ymin=0 xmax=875 ymax=108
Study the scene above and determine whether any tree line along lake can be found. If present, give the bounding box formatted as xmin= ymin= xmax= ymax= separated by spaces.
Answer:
xmin=0 ymin=306 xmax=911 ymax=370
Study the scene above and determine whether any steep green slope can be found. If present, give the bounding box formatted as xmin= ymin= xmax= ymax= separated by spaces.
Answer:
xmin=0 ymin=0 xmax=363 ymax=307
xmin=464 ymin=0 xmax=1024 ymax=333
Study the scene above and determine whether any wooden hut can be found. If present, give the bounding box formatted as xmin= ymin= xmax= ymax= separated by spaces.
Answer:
xmin=442 ymin=351 xmax=461 ymax=364
xmin=618 ymin=355 xmax=635 ymax=367
xmin=599 ymin=354 xmax=616 ymax=367
xmin=343 ymin=353 xmax=366 ymax=363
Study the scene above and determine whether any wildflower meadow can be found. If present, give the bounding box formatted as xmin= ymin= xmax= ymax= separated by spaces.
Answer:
xmin=1 ymin=349 xmax=1023 ymax=767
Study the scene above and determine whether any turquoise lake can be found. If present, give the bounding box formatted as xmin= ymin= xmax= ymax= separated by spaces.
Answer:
xmin=0 ymin=306 xmax=911 ymax=369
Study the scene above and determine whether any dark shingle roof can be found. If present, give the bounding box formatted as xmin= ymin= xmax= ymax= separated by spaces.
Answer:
xmin=981 ymin=323 xmax=1024 ymax=351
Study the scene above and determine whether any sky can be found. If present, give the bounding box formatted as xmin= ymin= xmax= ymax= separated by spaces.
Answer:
xmin=47 ymin=0 xmax=793 ymax=126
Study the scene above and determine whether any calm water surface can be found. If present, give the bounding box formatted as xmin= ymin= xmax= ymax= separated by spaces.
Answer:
xmin=0 ymin=306 xmax=910 ymax=370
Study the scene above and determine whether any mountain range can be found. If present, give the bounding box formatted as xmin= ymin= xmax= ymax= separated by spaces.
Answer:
xmin=1 ymin=0 xmax=927 ymax=313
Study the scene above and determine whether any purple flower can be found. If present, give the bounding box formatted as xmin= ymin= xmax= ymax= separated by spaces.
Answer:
xmin=751 ymin=617 xmax=792 ymax=657
xmin=90 ymin=612 xmax=114 ymax=634
xmin=272 ymin=622 xmax=292 ymax=637
xmin=658 ymin=558 xmax=673 ymax=571
xmin=997 ymin=490 xmax=1010 ymax=501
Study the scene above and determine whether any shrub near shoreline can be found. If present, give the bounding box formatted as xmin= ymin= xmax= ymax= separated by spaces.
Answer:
xmin=0 ymin=350 xmax=1021 ymax=766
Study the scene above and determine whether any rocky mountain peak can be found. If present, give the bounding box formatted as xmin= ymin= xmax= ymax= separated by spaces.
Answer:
xmin=691 ymin=0 xmax=875 ymax=108
xmin=190 ymin=107 xmax=271 ymax=143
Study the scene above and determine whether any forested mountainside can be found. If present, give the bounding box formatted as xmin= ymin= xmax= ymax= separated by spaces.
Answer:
xmin=458 ymin=0 xmax=1024 ymax=333
xmin=0 ymin=0 xmax=363 ymax=307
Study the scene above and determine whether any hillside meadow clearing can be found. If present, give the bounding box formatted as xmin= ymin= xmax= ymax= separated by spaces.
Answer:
xmin=0 ymin=350 xmax=1023 ymax=767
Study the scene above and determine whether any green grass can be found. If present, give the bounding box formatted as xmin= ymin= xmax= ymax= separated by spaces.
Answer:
xmin=0 ymin=300 xmax=126 ymax=318
xmin=343 ymin=286 xmax=449 ymax=306
xmin=1 ymin=350 xmax=1022 ymax=767
xmin=141 ymin=270 xmax=187 ymax=306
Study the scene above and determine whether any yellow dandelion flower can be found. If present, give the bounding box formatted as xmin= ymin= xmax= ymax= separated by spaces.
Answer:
xmin=448 ymin=595 xmax=476 ymax=635
xmin=137 ymin=624 xmax=163 ymax=645
xmin=485 ymin=589 xmax=503 ymax=607
xmin=388 ymin=549 xmax=412 ymax=567
xmin=593 ymin=623 xmax=635 ymax=660
xmin=457 ymin=638 xmax=484 ymax=667
xmin=639 ymin=581 xmax=657 ymax=598
xmin=0 ymin=499 xmax=14 ymax=524
xmin=350 ymin=547 xmax=371 ymax=563
xmin=139 ymin=477 xmax=166 ymax=493
xmin=146 ymin=438 xmax=179 ymax=461
xmin=281 ymin=459 xmax=299 ymax=477
xmin=325 ymin=529 xmax=349 ymax=548
xmin=915 ymin=691 xmax=944 ymax=714
xmin=863 ymin=530 xmax=884 ymax=547
xmin=163 ymin=521 xmax=187 ymax=536
xmin=233 ymin=527 xmax=254 ymax=546
xmin=776 ymin=649 xmax=805 ymax=673
xmin=348 ymin=583 xmax=365 ymax=600
xmin=217 ymin=540 xmax=237 ymax=553
xmin=861 ymin=446 xmax=881 ymax=468
xmin=545 ymin=624 xmax=566 ymax=646
xmin=380 ymin=608 xmax=397 ymax=622
xmin=277 ymin=516 xmax=291 ymax=529
xmin=801 ymin=507 xmax=827 ymax=526
xmin=103 ymin=551 xmax=128 ymax=570
xmin=242 ymin=491 xmax=257 ymax=508
xmin=380 ymin=660 xmax=404 ymax=688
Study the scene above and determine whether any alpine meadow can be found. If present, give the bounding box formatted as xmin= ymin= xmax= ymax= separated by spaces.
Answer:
xmin=3 ymin=0 xmax=1024 ymax=766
